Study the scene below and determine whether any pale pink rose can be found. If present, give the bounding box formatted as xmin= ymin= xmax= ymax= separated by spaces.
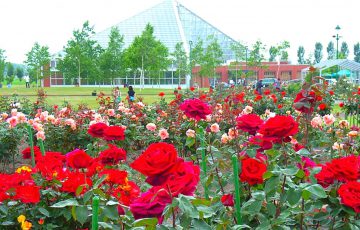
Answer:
xmin=221 ymin=133 xmax=229 ymax=143
xmin=115 ymin=114 xmax=121 ymax=119
xmin=339 ymin=120 xmax=349 ymax=129
xmin=36 ymin=131 xmax=46 ymax=140
xmin=157 ymin=117 xmax=161 ymax=122
xmin=286 ymin=111 xmax=291 ymax=115
xmin=210 ymin=123 xmax=220 ymax=133
xmin=11 ymin=109 xmax=17 ymax=116
xmin=46 ymin=115 xmax=55 ymax=123
xmin=65 ymin=119 xmax=76 ymax=130
xmin=1 ymin=113 xmax=8 ymax=120
xmin=218 ymin=109 xmax=223 ymax=114
xmin=121 ymin=125 xmax=127 ymax=130
xmin=186 ymin=129 xmax=196 ymax=138
xmin=107 ymin=109 xmax=115 ymax=117
xmin=94 ymin=114 xmax=103 ymax=122
xmin=323 ymin=114 xmax=335 ymax=126
xmin=215 ymin=103 xmax=222 ymax=110
xmin=7 ymin=117 xmax=18 ymax=128
xmin=136 ymin=102 xmax=145 ymax=107
xmin=332 ymin=142 xmax=344 ymax=150
xmin=290 ymin=137 xmax=298 ymax=145
xmin=146 ymin=123 xmax=157 ymax=131
xmin=16 ymin=113 xmax=27 ymax=123
xmin=243 ymin=106 xmax=253 ymax=115
xmin=311 ymin=116 xmax=323 ymax=128
xmin=159 ymin=128 xmax=169 ymax=140
xmin=40 ymin=111 xmax=49 ymax=122
xmin=348 ymin=131 xmax=358 ymax=137
xmin=206 ymin=115 xmax=212 ymax=122
xmin=228 ymin=128 xmax=238 ymax=140
xmin=33 ymin=122 xmax=43 ymax=131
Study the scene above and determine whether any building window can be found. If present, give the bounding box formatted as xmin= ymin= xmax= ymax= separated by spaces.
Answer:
xmin=264 ymin=71 xmax=276 ymax=78
xmin=280 ymin=71 xmax=292 ymax=80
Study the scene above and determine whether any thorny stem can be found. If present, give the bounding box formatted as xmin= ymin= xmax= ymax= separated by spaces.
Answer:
xmin=166 ymin=184 xmax=176 ymax=228
xmin=275 ymin=175 xmax=287 ymax=218
xmin=209 ymin=142 xmax=225 ymax=194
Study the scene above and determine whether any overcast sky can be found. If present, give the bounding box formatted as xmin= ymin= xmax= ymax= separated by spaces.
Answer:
xmin=1 ymin=0 xmax=359 ymax=64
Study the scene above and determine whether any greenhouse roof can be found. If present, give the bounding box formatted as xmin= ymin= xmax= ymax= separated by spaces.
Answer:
xmin=302 ymin=59 xmax=360 ymax=72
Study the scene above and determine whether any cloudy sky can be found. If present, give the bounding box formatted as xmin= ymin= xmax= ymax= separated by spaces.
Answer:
xmin=1 ymin=0 xmax=359 ymax=64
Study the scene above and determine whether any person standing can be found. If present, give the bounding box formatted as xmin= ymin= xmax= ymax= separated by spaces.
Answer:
xmin=256 ymin=79 xmax=263 ymax=94
xmin=24 ymin=75 xmax=30 ymax=88
xmin=112 ymin=86 xmax=121 ymax=108
xmin=274 ymin=78 xmax=281 ymax=91
xmin=127 ymin=85 xmax=136 ymax=104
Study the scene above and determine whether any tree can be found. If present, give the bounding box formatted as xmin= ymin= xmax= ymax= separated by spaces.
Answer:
xmin=124 ymin=23 xmax=169 ymax=88
xmin=230 ymin=41 xmax=247 ymax=83
xmin=314 ymin=42 xmax=323 ymax=63
xmin=99 ymin=26 xmax=125 ymax=85
xmin=340 ymin=41 xmax=349 ymax=59
xmin=171 ymin=42 xmax=188 ymax=85
xmin=5 ymin=62 xmax=14 ymax=85
xmin=25 ymin=42 xmax=51 ymax=87
xmin=0 ymin=49 xmax=6 ymax=83
xmin=327 ymin=41 xmax=335 ymax=60
xmin=247 ymin=40 xmax=267 ymax=80
xmin=58 ymin=21 xmax=103 ymax=86
xmin=354 ymin=43 xmax=360 ymax=63
xmin=268 ymin=41 xmax=290 ymax=62
xmin=269 ymin=46 xmax=277 ymax=62
xmin=297 ymin=46 xmax=305 ymax=64
xmin=16 ymin=67 xmax=24 ymax=81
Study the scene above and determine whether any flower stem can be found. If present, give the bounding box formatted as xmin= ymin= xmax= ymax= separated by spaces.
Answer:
xmin=232 ymin=155 xmax=242 ymax=225
xmin=26 ymin=124 xmax=35 ymax=167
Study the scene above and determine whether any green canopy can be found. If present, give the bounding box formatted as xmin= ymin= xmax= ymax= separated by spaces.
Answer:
xmin=336 ymin=69 xmax=351 ymax=77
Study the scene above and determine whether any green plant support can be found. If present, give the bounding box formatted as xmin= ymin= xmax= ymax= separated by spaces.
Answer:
xmin=27 ymin=124 xmax=35 ymax=167
xmin=92 ymin=196 xmax=99 ymax=230
xmin=198 ymin=126 xmax=209 ymax=199
xmin=38 ymin=139 xmax=45 ymax=156
xmin=232 ymin=155 xmax=242 ymax=224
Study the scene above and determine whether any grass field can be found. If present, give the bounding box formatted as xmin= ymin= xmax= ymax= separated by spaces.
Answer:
xmin=1 ymin=80 xmax=177 ymax=108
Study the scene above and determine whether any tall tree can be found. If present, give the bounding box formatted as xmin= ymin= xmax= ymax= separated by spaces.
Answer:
xmin=25 ymin=42 xmax=51 ymax=87
xmin=6 ymin=62 xmax=14 ymax=85
xmin=16 ymin=66 xmax=24 ymax=81
xmin=340 ymin=41 xmax=349 ymax=59
xmin=354 ymin=42 xmax=360 ymax=63
xmin=314 ymin=42 xmax=323 ymax=63
xmin=0 ymin=49 xmax=6 ymax=83
xmin=327 ymin=41 xmax=335 ymax=60
xmin=247 ymin=40 xmax=267 ymax=80
xmin=58 ymin=21 xmax=103 ymax=86
xmin=268 ymin=41 xmax=290 ymax=62
xmin=99 ymin=26 xmax=125 ymax=85
xmin=171 ymin=42 xmax=188 ymax=85
xmin=269 ymin=46 xmax=277 ymax=62
xmin=297 ymin=46 xmax=305 ymax=64
xmin=124 ymin=23 xmax=169 ymax=88
xmin=230 ymin=41 xmax=247 ymax=82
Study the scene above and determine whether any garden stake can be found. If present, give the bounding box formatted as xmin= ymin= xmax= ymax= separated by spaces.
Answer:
xmin=27 ymin=124 xmax=35 ymax=167
xmin=198 ymin=126 xmax=209 ymax=199
xmin=232 ymin=155 xmax=242 ymax=224
xmin=38 ymin=139 xmax=45 ymax=156
xmin=92 ymin=196 xmax=99 ymax=230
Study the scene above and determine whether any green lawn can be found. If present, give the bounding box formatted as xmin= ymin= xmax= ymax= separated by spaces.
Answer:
xmin=0 ymin=84 xmax=177 ymax=108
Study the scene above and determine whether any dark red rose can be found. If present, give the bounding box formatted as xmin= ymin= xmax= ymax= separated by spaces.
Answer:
xmin=99 ymin=144 xmax=126 ymax=165
xmin=236 ymin=114 xmax=263 ymax=135
xmin=327 ymin=155 xmax=359 ymax=182
xmin=21 ymin=146 xmax=42 ymax=159
xmin=221 ymin=194 xmax=234 ymax=207
xmin=258 ymin=115 xmax=298 ymax=142
xmin=248 ymin=135 xmax=273 ymax=150
xmin=61 ymin=172 xmax=92 ymax=195
xmin=66 ymin=149 xmax=93 ymax=169
xmin=338 ymin=181 xmax=360 ymax=213
xmin=88 ymin=122 xmax=108 ymax=138
xmin=293 ymin=143 xmax=305 ymax=152
xmin=15 ymin=185 xmax=40 ymax=203
xmin=293 ymin=90 xmax=316 ymax=113
xmin=103 ymin=126 xmax=126 ymax=141
xmin=179 ymin=98 xmax=212 ymax=121
xmin=240 ymin=158 xmax=267 ymax=186
xmin=130 ymin=142 xmax=178 ymax=177
xmin=315 ymin=164 xmax=335 ymax=187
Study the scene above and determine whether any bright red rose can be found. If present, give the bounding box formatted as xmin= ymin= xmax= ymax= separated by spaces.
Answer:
xmin=293 ymin=143 xmax=305 ymax=152
xmin=315 ymin=164 xmax=335 ymax=187
xmin=112 ymin=181 xmax=140 ymax=206
xmin=221 ymin=194 xmax=234 ymax=207
xmin=61 ymin=172 xmax=92 ymax=195
xmin=158 ymin=92 xmax=165 ymax=97
xmin=338 ymin=181 xmax=360 ymax=213
xmin=99 ymin=144 xmax=126 ymax=165
xmin=236 ymin=114 xmax=264 ymax=135
xmin=190 ymin=86 xmax=195 ymax=91
xmin=99 ymin=169 xmax=128 ymax=185
xmin=258 ymin=115 xmax=298 ymax=142
xmin=130 ymin=142 xmax=178 ymax=177
xmin=35 ymin=152 xmax=65 ymax=180
xmin=103 ymin=126 xmax=126 ymax=141
xmin=66 ymin=149 xmax=93 ymax=169
xmin=327 ymin=155 xmax=359 ymax=182
xmin=329 ymin=90 xmax=334 ymax=96
xmin=21 ymin=146 xmax=42 ymax=159
xmin=339 ymin=102 xmax=344 ymax=107
xmin=88 ymin=122 xmax=108 ymax=138
xmin=293 ymin=90 xmax=316 ymax=113
xmin=248 ymin=135 xmax=273 ymax=150
xmin=240 ymin=158 xmax=267 ymax=186
xmin=318 ymin=103 xmax=326 ymax=110
xmin=179 ymin=98 xmax=212 ymax=121
xmin=15 ymin=185 xmax=40 ymax=203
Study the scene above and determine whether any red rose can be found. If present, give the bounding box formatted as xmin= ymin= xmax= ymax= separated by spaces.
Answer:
xmin=99 ymin=144 xmax=126 ymax=165
xmin=221 ymin=194 xmax=234 ymax=206
xmin=21 ymin=146 xmax=42 ymax=159
xmin=338 ymin=181 xmax=360 ymax=213
xmin=15 ymin=185 xmax=40 ymax=203
xmin=240 ymin=158 xmax=267 ymax=186
xmin=61 ymin=172 xmax=92 ymax=195
xmin=236 ymin=114 xmax=264 ymax=135
xmin=190 ymin=86 xmax=195 ymax=91
xmin=88 ymin=122 xmax=108 ymax=138
xmin=35 ymin=152 xmax=65 ymax=180
xmin=99 ymin=169 xmax=128 ymax=185
xmin=66 ymin=149 xmax=93 ymax=169
xmin=248 ymin=135 xmax=273 ymax=150
xmin=293 ymin=90 xmax=316 ymax=113
xmin=130 ymin=142 xmax=178 ymax=177
xmin=339 ymin=102 xmax=344 ymax=108
xmin=112 ymin=181 xmax=140 ymax=206
xmin=327 ymin=155 xmax=359 ymax=182
xmin=258 ymin=115 xmax=298 ymax=142
xmin=179 ymin=98 xmax=212 ymax=121
xmin=315 ymin=164 xmax=335 ymax=187
xmin=103 ymin=126 xmax=126 ymax=141
xmin=318 ymin=103 xmax=326 ymax=110
xmin=158 ymin=92 xmax=165 ymax=97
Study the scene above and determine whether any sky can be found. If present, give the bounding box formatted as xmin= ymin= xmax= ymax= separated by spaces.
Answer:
xmin=1 ymin=0 xmax=360 ymax=64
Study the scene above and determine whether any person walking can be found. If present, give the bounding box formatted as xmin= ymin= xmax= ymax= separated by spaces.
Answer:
xmin=274 ymin=78 xmax=281 ymax=91
xmin=256 ymin=79 xmax=263 ymax=94
xmin=24 ymin=75 xmax=30 ymax=88
xmin=127 ymin=85 xmax=136 ymax=104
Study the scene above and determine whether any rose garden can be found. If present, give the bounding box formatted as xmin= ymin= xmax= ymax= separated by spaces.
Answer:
xmin=0 ymin=71 xmax=359 ymax=229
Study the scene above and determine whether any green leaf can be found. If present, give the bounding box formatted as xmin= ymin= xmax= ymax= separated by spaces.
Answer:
xmin=93 ymin=175 xmax=108 ymax=189
xmin=0 ymin=221 xmax=14 ymax=226
xmin=287 ymin=188 xmax=302 ymax=206
xmin=263 ymin=171 xmax=273 ymax=179
xmin=246 ymin=149 xmax=257 ymax=158
xmin=38 ymin=207 xmax=50 ymax=217
xmin=192 ymin=219 xmax=211 ymax=230
xmin=75 ymin=206 xmax=88 ymax=225
xmin=281 ymin=166 xmax=299 ymax=176
xmin=305 ymin=184 xmax=327 ymax=198
xmin=177 ymin=195 xmax=199 ymax=218
xmin=102 ymin=205 xmax=119 ymax=220
xmin=264 ymin=176 xmax=280 ymax=194
xmin=185 ymin=137 xmax=195 ymax=147
xmin=51 ymin=198 xmax=79 ymax=208
xmin=133 ymin=218 xmax=158 ymax=227
xmin=296 ymin=148 xmax=311 ymax=156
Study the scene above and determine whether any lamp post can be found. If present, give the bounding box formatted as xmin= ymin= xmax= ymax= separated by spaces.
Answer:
xmin=189 ymin=40 xmax=193 ymax=86
xmin=333 ymin=25 xmax=341 ymax=59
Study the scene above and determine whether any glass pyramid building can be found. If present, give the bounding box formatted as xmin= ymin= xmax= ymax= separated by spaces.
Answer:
xmin=93 ymin=0 xmax=237 ymax=62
